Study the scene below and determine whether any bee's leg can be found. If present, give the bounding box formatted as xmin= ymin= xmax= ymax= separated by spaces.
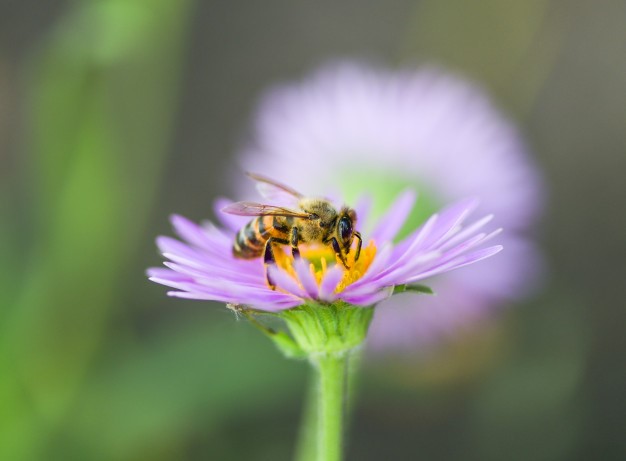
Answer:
xmin=290 ymin=227 xmax=301 ymax=259
xmin=264 ymin=237 xmax=289 ymax=288
xmin=327 ymin=237 xmax=349 ymax=269
xmin=353 ymin=231 xmax=362 ymax=262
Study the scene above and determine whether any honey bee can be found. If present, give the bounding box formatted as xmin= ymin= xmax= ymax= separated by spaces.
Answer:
xmin=222 ymin=173 xmax=362 ymax=287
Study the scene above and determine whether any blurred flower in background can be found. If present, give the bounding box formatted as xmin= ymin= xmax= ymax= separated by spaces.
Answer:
xmin=239 ymin=63 xmax=544 ymax=351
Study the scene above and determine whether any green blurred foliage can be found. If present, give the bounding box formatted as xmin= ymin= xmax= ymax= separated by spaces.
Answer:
xmin=1 ymin=0 xmax=194 ymax=458
xmin=61 ymin=322 xmax=304 ymax=461
xmin=1 ymin=0 xmax=624 ymax=460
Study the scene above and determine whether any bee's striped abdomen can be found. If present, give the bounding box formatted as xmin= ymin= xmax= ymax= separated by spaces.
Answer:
xmin=233 ymin=215 xmax=285 ymax=259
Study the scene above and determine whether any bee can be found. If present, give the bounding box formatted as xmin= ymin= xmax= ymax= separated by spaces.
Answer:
xmin=222 ymin=173 xmax=362 ymax=287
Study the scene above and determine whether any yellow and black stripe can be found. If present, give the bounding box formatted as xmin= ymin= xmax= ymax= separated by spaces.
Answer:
xmin=232 ymin=216 xmax=292 ymax=258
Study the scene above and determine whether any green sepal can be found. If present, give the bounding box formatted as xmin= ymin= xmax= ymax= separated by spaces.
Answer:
xmin=280 ymin=302 xmax=374 ymax=358
xmin=267 ymin=330 xmax=307 ymax=359
xmin=392 ymin=283 xmax=435 ymax=295
xmin=237 ymin=301 xmax=375 ymax=360
xmin=229 ymin=306 xmax=307 ymax=359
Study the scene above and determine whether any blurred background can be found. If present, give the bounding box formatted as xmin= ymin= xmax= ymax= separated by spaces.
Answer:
xmin=1 ymin=0 xmax=625 ymax=460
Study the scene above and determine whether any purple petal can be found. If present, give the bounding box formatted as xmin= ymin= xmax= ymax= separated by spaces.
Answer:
xmin=407 ymin=245 xmax=504 ymax=282
xmin=440 ymin=214 xmax=495 ymax=250
xmin=363 ymin=250 xmax=443 ymax=288
xmin=170 ymin=214 xmax=215 ymax=250
xmin=167 ymin=290 xmax=301 ymax=311
xmin=267 ymin=266 xmax=308 ymax=299
xmin=167 ymin=291 xmax=230 ymax=302
xmin=339 ymin=287 xmax=393 ymax=306
xmin=157 ymin=236 xmax=203 ymax=259
xmin=376 ymin=230 xmax=492 ymax=287
xmin=214 ymin=197 xmax=249 ymax=232
xmin=198 ymin=221 xmax=234 ymax=247
xmin=161 ymin=250 xmax=224 ymax=272
xmin=157 ymin=232 xmax=230 ymax=262
xmin=319 ymin=266 xmax=345 ymax=301
xmin=420 ymin=198 xmax=478 ymax=250
xmin=349 ymin=213 xmax=438 ymax=290
xmin=368 ymin=213 xmax=438 ymax=282
xmin=164 ymin=261 xmax=263 ymax=285
xmin=345 ymin=243 xmax=394 ymax=289
xmin=249 ymin=299 xmax=303 ymax=312
xmin=149 ymin=277 xmax=222 ymax=296
xmin=162 ymin=274 xmax=302 ymax=308
xmin=147 ymin=267 xmax=190 ymax=282
xmin=294 ymin=259 xmax=320 ymax=299
xmin=426 ymin=228 xmax=502 ymax=272
xmin=370 ymin=190 xmax=416 ymax=243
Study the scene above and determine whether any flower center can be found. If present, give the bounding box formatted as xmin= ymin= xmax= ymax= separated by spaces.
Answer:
xmin=274 ymin=241 xmax=377 ymax=293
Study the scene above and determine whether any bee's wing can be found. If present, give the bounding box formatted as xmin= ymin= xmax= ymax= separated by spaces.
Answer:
xmin=221 ymin=201 xmax=312 ymax=218
xmin=246 ymin=172 xmax=303 ymax=205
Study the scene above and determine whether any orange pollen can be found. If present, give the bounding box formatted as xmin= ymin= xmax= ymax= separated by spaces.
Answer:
xmin=273 ymin=241 xmax=377 ymax=294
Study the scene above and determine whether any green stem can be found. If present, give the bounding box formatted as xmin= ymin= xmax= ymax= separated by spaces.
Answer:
xmin=257 ymin=303 xmax=373 ymax=461
xmin=314 ymin=354 xmax=348 ymax=461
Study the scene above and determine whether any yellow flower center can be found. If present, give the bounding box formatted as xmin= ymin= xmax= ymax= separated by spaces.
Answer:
xmin=274 ymin=241 xmax=377 ymax=294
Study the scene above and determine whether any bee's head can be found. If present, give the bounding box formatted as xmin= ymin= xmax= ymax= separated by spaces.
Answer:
xmin=337 ymin=208 xmax=357 ymax=250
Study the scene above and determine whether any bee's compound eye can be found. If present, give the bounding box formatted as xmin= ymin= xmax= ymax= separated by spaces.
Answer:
xmin=339 ymin=216 xmax=352 ymax=242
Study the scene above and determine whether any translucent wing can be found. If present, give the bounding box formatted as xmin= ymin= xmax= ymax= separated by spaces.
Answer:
xmin=221 ymin=201 xmax=312 ymax=218
xmin=246 ymin=172 xmax=303 ymax=205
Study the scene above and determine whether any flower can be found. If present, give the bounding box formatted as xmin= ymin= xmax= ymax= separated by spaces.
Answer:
xmin=237 ymin=62 xmax=543 ymax=348
xmin=148 ymin=191 xmax=502 ymax=314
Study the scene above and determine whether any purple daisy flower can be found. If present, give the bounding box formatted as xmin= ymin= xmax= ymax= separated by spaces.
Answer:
xmin=148 ymin=191 xmax=502 ymax=313
xmin=238 ymin=62 xmax=544 ymax=349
